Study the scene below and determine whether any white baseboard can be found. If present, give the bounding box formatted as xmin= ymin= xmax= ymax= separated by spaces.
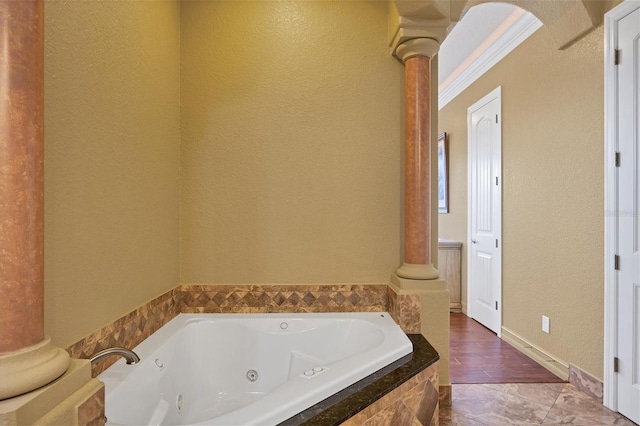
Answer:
xmin=501 ymin=326 xmax=569 ymax=381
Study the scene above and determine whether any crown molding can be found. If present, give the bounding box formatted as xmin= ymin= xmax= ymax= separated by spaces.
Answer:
xmin=438 ymin=12 xmax=542 ymax=110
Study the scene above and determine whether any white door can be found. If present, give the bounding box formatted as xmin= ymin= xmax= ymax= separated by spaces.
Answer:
xmin=617 ymin=4 xmax=640 ymax=423
xmin=467 ymin=87 xmax=502 ymax=335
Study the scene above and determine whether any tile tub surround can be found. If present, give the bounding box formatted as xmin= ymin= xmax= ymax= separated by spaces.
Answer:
xmin=65 ymin=283 xmax=433 ymax=424
xmin=66 ymin=288 xmax=181 ymax=377
xmin=67 ymin=284 xmax=392 ymax=376
xmin=76 ymin=384 xmax=105 ymax=426
xmin=387 ymin=286 xmax=422 ymax=333
xmin=181 ymin=284 xmax=389 ymax=314
xmin=439 ymin=385 xmax=452 ymax=408
xmin=281 ymin=334 xmax=440 ymax=426
xmin=342 ymin=363 xmax=439 ymax=426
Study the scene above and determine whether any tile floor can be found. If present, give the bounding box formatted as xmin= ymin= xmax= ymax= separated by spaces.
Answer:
xmin=444 ymin=313 xmax=637 ymax=425
xmin=440 ymin=382 xmax=636 ymax=425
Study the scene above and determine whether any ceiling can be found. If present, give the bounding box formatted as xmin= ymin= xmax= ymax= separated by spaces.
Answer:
xmin=438 ymin=3 xmax=534 ymax=89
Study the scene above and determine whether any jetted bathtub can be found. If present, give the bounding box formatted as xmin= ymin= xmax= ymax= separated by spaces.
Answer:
xmin=98 ymin=312 xmax=413 ymax=426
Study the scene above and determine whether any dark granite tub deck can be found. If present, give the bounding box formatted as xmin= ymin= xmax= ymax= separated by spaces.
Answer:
xmin=279 ymin=334 xmax=439 ymax=426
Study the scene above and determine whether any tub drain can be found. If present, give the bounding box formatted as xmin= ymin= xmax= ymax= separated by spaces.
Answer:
xmin=246 ymin=369 xmax=259 ymax=382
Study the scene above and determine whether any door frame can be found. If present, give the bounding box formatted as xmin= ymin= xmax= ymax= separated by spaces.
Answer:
xmin=603 ymin=0 xmax=639 ymax=411
xmin=466 ymin=86 xmax=503 ymax=336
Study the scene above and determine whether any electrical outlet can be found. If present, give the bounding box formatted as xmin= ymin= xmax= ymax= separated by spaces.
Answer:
xmin=542 ymin=315 xmax=550 ymax=334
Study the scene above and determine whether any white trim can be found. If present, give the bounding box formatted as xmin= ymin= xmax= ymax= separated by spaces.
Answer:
xmin=603 ymin=0 xmax=640 ymax=412
xmin=466 ymin=86 xmax=502 ymax=336
xmin=501 ymin=326 xmax=569 ymax=381
xmin=438 ymin=13 xmax=541 ymax=110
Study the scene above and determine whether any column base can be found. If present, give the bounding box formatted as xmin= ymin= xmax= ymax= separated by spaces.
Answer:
xmin=389 ymin=274 xmax=451 ymax=389
xmin=396 ymin=262 xmax=439 ymax=280
xmin=0 ymin=338 xmax=71 ymax=400
xmin=0 ymin=359 xmax=102 ymax=426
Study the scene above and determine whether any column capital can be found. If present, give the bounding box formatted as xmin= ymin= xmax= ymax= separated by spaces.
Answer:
xmin=396 ymin=38 xmax=440 ymax=63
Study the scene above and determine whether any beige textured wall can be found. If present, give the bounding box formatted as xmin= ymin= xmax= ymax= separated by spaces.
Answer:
xmin=44 ymin=1 xmax=181 ymax=348
xmin=439 ymin=26 xmax=605 ymax=378
xmin=180 ymin=1 xmax=404 ymax=284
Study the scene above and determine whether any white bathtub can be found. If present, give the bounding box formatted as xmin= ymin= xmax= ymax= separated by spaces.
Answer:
xmin=98 ymin=312 xmax=412 ymax=426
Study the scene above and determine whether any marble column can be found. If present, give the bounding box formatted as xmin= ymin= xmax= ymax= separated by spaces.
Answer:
xmin=0 ymin=0 xmax=70 ymax=400
xmin=396 ymin=38 xmax=440 ymax=280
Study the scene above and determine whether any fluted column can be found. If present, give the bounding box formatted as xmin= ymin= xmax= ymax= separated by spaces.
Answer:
xmin=0 ymin=0 xmax=70 ymax=400
xmin=396 ymin=38 xmax=440 ymax=280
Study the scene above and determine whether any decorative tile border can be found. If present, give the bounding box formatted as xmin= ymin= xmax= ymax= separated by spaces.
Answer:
xmin=67 ymin=284 xmax=390 ymax=376
xmin=568 ymin=364 xmax=603 ymax=404
xmin=66 ymin=288 xmax=181 ymax=376
xmin=181 ymin=284 xmax=388 ymax=314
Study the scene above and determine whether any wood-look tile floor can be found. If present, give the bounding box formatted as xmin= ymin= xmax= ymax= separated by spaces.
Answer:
xmin=444 ymin=313 xmax=637 ymax=425
xmin=450 ymin=313 xmax=565 ymax=384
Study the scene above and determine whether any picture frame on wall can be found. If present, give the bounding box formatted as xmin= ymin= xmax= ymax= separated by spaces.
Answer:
xmin=438 ymin=132 xmax=449 ymax=214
